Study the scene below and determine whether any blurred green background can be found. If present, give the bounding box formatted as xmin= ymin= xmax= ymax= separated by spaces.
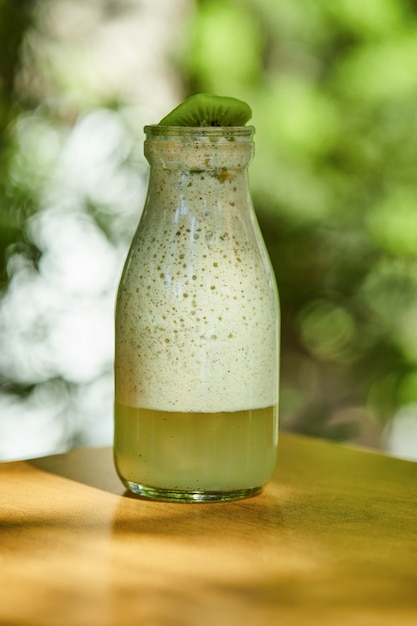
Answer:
xmin=1 ymin=0 xmax=417 ymax=460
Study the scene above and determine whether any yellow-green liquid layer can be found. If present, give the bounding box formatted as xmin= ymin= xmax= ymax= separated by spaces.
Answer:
xmin=114 ymin=404 xmax=278 ymax=493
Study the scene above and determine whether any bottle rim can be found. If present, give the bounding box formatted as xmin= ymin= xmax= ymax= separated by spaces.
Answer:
xmin=144 ymin=125 xmax=254 ymax=138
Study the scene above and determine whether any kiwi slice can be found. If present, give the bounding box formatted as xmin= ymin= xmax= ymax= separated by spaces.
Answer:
xmin=158 ymin=93 xmax=252 ymax=127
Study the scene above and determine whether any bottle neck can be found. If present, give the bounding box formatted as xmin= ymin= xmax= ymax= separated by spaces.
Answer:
xmin=145 ymin=161 xmax=252 ymax=222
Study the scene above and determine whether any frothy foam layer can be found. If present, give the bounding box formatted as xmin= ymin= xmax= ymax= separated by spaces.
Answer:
xmin=115 ymin=133 xmax=279 ymax=413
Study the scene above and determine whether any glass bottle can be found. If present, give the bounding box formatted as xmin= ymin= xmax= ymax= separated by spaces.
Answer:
xmin=114 ymin=125 xmax=280 ymax=502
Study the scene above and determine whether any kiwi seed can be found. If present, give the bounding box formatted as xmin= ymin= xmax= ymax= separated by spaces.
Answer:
xmin=158 ymin=93 xmax=252 ymax=127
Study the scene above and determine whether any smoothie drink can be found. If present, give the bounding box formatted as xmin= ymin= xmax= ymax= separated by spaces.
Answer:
xmin=114 ymin=126 xmax=279 ymax=501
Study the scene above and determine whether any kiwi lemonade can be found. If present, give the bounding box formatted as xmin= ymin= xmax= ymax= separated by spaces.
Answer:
xmin=114 ymin=405 xmax=277 ymax=495
xmin=114 ymin=97 xmax=280 ymax=502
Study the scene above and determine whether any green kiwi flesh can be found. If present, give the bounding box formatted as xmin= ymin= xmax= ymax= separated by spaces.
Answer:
xmin=158 ymin=93 xmax=252 ymax=127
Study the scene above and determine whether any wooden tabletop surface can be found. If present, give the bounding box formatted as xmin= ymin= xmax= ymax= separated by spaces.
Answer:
xmin=1 ymin=432 xmax=416 ymax=626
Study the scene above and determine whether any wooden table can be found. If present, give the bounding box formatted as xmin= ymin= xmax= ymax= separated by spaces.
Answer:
xmin=1 ymin=433 xmax=416 ymax=626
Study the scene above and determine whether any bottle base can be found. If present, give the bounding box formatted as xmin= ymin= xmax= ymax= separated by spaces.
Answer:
xmin=123 ymin=480 xmax=263 ymax=503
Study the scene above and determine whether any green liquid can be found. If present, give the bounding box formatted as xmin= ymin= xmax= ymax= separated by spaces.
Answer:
xmin=114 ymin=404 xmax=278 ymax=495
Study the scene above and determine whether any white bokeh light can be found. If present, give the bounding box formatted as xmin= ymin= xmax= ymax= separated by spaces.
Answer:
xmin=0 ymin=0 xmax=191 ymax=460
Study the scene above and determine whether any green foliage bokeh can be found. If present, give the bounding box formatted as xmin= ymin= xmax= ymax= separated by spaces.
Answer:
xmin=184 ymin=0 xmax=417 ymax=442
